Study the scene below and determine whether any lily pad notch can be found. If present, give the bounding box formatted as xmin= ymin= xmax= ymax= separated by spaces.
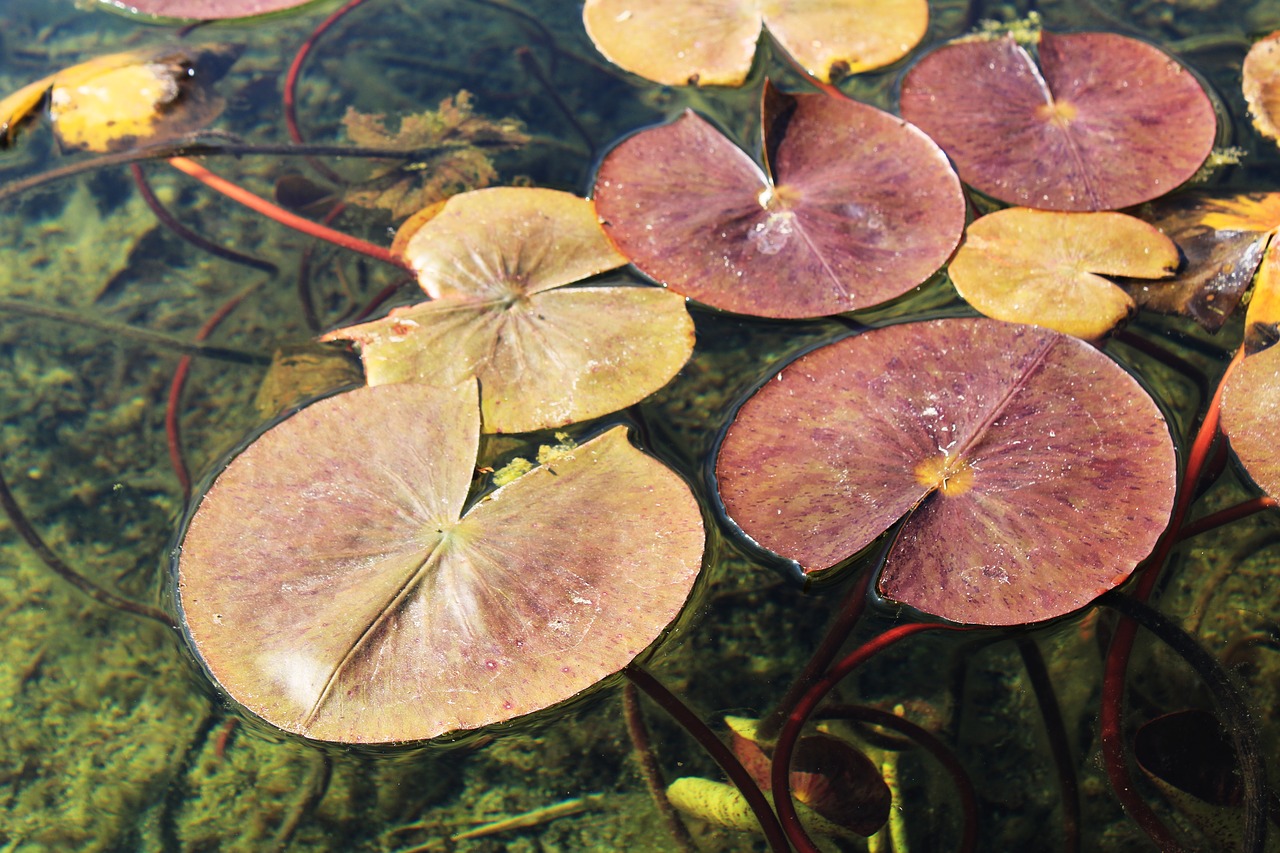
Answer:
xmin=714 ymin=318 xmax=1177 ymax=626
xmin=176 ymin=380 xmax=706 ymax=743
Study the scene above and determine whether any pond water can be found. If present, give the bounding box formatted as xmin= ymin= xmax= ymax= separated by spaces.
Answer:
xmin=1 ymin=0 xmax=1279 ymax=850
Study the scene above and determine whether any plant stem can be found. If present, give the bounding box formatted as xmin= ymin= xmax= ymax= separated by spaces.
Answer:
xmin=0 ymin=464 xmax=176 ymax=630
xmin=624 ymin=665 xmax=790 ymax=853
xmin=166 ymin=156 xmax=412 ymax=271
xmin=0 ymin=298 xmax=269 ymax=365
xmin=1017 ymin=636 xmax=1080 ymax=853
xmin=621 ymin=682 xmax=697 ymax=853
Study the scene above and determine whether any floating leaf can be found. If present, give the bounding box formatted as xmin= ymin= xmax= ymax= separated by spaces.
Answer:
xmin=1221 ymin=343 xmax=1280 ymax=497
xmin=948 ymin=207 xmax=1178 ymax=339
xmin=324 ymin=187 xmax=693 ymax=434
xmin=1135 ymin=710 xmax=1243 ymax=807
xmin=1243 ymin=239 xmax=1280 ymax=353
xmin=96 ymin=0 xmax=320 ymax=22
xmin=1244 ymin=31 xmax=1280 ymax=145
xmin=593 ymin=86 xmax=964 ymax=319
xmin=581 ymin=0 xmax=928 ymax=87
xmin=899 ymin=31 xmax=1216 ymax=211
xmin=177 ymin=381 xmax=705 ymax=743
xmin=341 ymin=93 xmax=529 ymax=220
xmin=715 ymin=317 xmax=1176 ymax=625
xmin=1120 ymin=193 xmax=1280 ymax=331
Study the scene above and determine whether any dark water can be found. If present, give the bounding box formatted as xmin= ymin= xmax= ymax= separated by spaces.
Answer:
xmin=0 ymin=0 xmax=1278 ymax=850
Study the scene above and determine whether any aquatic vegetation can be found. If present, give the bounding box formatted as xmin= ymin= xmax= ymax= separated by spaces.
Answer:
xmin=1 ymin=2 xmax=1279 ymax=851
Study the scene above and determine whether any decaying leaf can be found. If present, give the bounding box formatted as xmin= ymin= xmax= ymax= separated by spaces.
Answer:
xmin=341 ymin=92 xmax=529 ymax=219
xmin=0 ymin=44 xmax=240 ymax=153
xmin=948 ymin=208 xmax=1179 ymax=339
xmin=1120 ymin=193 xmax=1280 ymax=331
xmin=253 ymin=344 xmax=364 ymax=418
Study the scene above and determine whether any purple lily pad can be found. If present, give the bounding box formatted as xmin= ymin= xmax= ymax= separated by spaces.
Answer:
xmin=715 ymin=317 xmax=1176 ymax=625
xmin=899 ymin=31 xmax=1217 ymax=211
xmin=177 ymin=380 xmax=705 ymax=743
xmin=593 ymin=84 xmax=965 ymax=319
xmin=96 ymin=0 xmax=320 ymax=21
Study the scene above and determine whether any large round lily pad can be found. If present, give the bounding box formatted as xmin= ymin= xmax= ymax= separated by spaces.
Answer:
xmin=593 ymin=87 xmax=964 ymax=319
xmin=582 ymin=0 xmax=928 ymax=87
xmin=715 ymin=317 xmax=1176 ymax=625
xmin=177 ymin=381 xmax=705 ymax=743
xmin=324 ymin=187 xmax=694 ymax=434
xmin=899 ymin=31 xmax=1216 ymax=211
xmin=1222 ymin=339 xmax=1280 ymax=499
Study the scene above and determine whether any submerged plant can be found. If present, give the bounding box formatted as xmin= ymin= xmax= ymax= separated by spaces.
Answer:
xmin=2 ymin=3 xmax=1279 ymax=851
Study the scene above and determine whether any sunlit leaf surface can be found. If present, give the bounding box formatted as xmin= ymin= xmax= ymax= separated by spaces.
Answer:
xmin=178 ymin=381 xmax=705 ymax=743
xmin=716 ymin=318 xmax=1176 ymax=625
xmin=593 ymin=87 xmax=964 ymax=319
xmin=900 ymin=31 xmax=1216 ymax=211
xmin=96 ymin=0 xmax=320 ymax=21
xmin=949 ymin=207 xmax=1178 ymax=339
xmin=581 ymin=0 xmax=928 ymax=87
xmin=1222 ymin=344 xmax=1280 ymax=497
xmin=1121 ymin=193 xmax=1280 ymax=331
xmin=1244 ymin=30 xmax=1280 ymax=145
xmin=0 ymin=76 xmax=52 ymax=148
xmin=324 ymin=187 xmax=693 ymax=433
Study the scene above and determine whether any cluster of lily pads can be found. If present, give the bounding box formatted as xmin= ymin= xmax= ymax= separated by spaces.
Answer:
xmin=7 ymin=0 xmax=1280 ymax=849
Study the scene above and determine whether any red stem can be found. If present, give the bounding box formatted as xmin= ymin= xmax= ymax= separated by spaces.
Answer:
xmin=166 ymin=156 xmax=411 ymax=271
xmin=771 ymin=622 xmax=954 ymax=853
xmin=166 ymin=290 xmax=255 ymax=503
xmin=284 ymin=0 xmax=370 ymax=184
xmin=1177 ymin=496 xmax=1279 ymax=542
xmin=1098 ymin=347 xmax=1245 ymax=851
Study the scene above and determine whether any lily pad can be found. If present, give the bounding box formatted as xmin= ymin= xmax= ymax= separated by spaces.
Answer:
xmin=593 ymin=85 xmax=965 ymax=319
xmin=715 ymin=317 xmax=1176 ymax=625
xmin=96 ymin=0 xmax=320 ymax=22
xmin=177 ymin=381 xmax=705 ymax=743
xmin=899 ymin=31 xmax=1217 ymax=211
xmin=948 ymin=207 xmax=1179 ymax=339
xmin=581 ymin=0 xmax=928 ymax=87
xmin=323 ymin=187 xmax=694 ymax=434
xmin=1244 ymin=30 xmax=1280 ymax=145
xmin=1222 ymin=336 xmax=1280 ymax=498
xmin=1120 ymin=193 xmax=1280 ymax=331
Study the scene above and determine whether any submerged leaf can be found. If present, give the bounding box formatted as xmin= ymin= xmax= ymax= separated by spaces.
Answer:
xmin=177 ymin=381 xmax=705 ymax=743
xmin=0 ymin=76 xmax=52 ymax=149
xmin=593 ymin=86 xmax=964 ymax=318
xmin=948 ymin=208 xmax=1178 ymax=339
xmin=715 ymin=317 xmax=1176 ymax=625
xmin=900 ymin=31 xmax=1216 ymax=211
xmin=582 ymin=0 xmax=927 ymax=87
xmin=324 ymin=187 xmax=693 ymax=433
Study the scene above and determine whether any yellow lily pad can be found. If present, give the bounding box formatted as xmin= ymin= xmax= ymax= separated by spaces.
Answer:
xmin=581 ymin=0 xmax=928 ymax=87
xmin=324 ymin=187 xmax=694 ymax=434
xmin=948 ymin=208 xmax=1179 ymax=340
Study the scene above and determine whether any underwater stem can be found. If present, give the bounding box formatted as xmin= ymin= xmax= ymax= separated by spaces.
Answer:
xmin=0 ymin=464 xmax=176 ymax=630
xmin=624 ymin=665 xmax=790 ymax=852
xmin=622 ymin=682 xmax=698 ymax=852
xmin=166 ymin=156 xmax=412 ymax=271
xmin=1017 ymin=636 xmax=1080 ymax=853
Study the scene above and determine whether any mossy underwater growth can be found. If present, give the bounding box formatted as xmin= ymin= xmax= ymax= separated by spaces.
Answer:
xmin=1 ymin=0 xmax=1280 ymax=851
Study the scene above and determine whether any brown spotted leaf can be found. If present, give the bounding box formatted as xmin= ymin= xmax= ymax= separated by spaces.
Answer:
xmin=900 ymin=31 xmax=1216 ymax=211
xmin=582 ymin=0 xmax=928 ymax=87
xmin=715 ymin=317 xmax=1176 ymax=625
xmin=177 ymin=381 xmax=705 ymax=743
xmin=948 ymin=207 xmax=1178 ymax=339
xmin=1120 ymin=193 xmax=1280 ymax=331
